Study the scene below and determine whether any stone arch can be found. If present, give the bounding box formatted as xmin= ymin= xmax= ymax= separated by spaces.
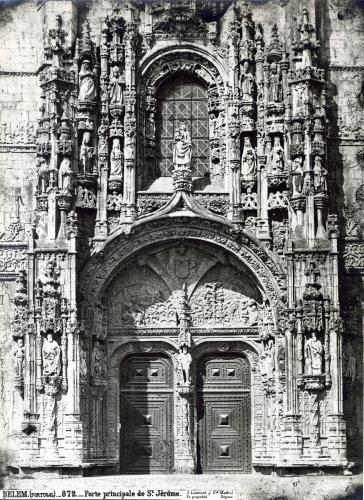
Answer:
xmin=80 ymin=218 xmax=285 ymax=330
xmin=138 ymin=45 xmax=227 ymax=96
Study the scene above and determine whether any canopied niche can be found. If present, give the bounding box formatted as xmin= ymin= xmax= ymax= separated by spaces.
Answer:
xmin=104 ymin=240 xmax=264 ymax=332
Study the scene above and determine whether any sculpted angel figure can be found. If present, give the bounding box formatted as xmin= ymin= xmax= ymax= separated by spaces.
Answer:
xmin=78 ymin=60 xmax=96 ymax=102
xmin=173 ymin=123 xmax=192 ymax=167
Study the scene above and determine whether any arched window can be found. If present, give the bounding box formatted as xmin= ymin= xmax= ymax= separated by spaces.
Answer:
xmin=155 ymin=75 xmax=209 ymax=179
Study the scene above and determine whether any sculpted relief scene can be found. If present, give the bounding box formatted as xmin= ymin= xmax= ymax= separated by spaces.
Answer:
xmin=106 ymin=242 xmax=262 ymax=330
xmin=0 ymin=0 xmax=362 ymax=479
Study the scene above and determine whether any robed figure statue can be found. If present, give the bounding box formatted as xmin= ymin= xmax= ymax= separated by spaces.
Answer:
xmin=173 ymin=123 xmax=192 ymax=167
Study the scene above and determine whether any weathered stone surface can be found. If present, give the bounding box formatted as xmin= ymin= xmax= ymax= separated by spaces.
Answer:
xmin=0 ymin=0 xmax=362 ymax=480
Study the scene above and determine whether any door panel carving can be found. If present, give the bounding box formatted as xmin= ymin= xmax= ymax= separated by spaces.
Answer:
xmin=197 ymin=354 xmax=251 ymax=473
xmin=120 ymin=355 xmax=173 ymax=473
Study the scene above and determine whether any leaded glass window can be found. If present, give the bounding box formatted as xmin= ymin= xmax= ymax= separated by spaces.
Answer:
xmin=155 ymin=75 xmax=209 ymax=178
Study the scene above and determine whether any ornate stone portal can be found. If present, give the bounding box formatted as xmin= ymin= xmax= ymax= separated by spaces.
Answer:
xmin=0 ymin=0 xmax=362 ymax=476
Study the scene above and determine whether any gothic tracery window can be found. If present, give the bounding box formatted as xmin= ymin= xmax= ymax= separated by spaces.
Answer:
xmin=155 ymin=75 xmax=209 ymax=179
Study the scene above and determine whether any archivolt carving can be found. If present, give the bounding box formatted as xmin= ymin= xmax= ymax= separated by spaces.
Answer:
xmin=139 ymin=49 xmax=227 ymax=97
xmin=80 ymin=219 xmax=283 ymax=329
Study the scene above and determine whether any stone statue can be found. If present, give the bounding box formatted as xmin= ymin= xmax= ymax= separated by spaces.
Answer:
xmin=268 ymin=62 xmax=282 ymax=103
xmin=291 ymin=156 xmax=303 ymax=195
xmin=146 ymin=112 xmax=155 ymax=139
xmin=79 ymin=131 xmax=93 ymax=173
xmin=343 ymin=343 xmax=356 ymax=385
xmin=78 ymin=60 xmax=96 ymax=102
xmin=270 ymin=136 xmax=285 ymax=173
xmin=305 ymin=332 xmax=323 ymax=375
xmin=109 ymin=66 xmax=124 ymax=106
xmin=177 ymin=345 xmax=192 ymax=385
xmin=313 ymin=156 xmax=327 ymax=193
xmin=14 ymin=338 xmax=25 ymax=378
xmin=110 ymin=138 xmax=123 ymax=177
xmin=173 ymin=123 xmax=192 ymax=167
xmin=241 ymin=137 xmax=257 ymax=179
xmin=92 ymin=340 xmax=106 ymax=377
xmin=260 ymin=339 xmax=275 ymax=378
xmin=37 ymin=159 xmax=49 ymax=194
xmin=58 ymin=157 xmax=73 ymax=192
xmin=241 ymin=61 xmax=254 ymax=101
xmin=80 ymin=347 xmax=87 ymax=380
xmin=42 ymin=333 xmax=61 ymax=377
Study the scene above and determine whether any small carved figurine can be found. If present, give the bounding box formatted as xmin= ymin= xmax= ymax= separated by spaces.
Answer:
xmin=241 ymin=61 xmax=254 ymax=101
xmin=173 ymin=123 xmax=192 ymax=167
xmin=109 ymin=66 xmax=124 ymax=106
xmin=110 ymin=138 xmax=123 ymax=177
xmin=305 ymin=332 xmax=323 ymax=375
xmin=177 ymin=344 xmax=192 ymax=385
xmin=241 ymin=137 xmax=257 ymax=179
xmin=78 ymin=60 xmax=96 ymax=102
xmin=14 ymin=337 xmax=25 ymax=379
xmin=270 ymin=136 xmax=285 ymax=173
xmin=268 ymin=62 xmax=282 ymax=103
xmin=58 ymin=157 xmax=73 ymax=192
xmin=42 ymin=332 xmax=61 ymax=377
xmin=291 ymin=156 xmax=303 ymax=195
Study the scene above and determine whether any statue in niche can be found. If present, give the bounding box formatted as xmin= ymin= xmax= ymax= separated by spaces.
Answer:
xmin=92 ymin=340 xmax=106 ymax=377
xmin=37 ymin=159 xmax=49 ymax=194
xmin=291 ymin=156 xmax=304 ymax=195
xmin=110 ymin=138 xmax=123 ymax=177
xmin=343 ymin=343 xmax=356 ymax=386
xmin=209 ymin=113 xmax=218 ymax=138
xmin=261 ymin=339 xmax=274 ymax=378
xmin=173 ymin=123 xmax=192 ymax=167
xmin=146 ymin=112 xmax=155 ymax=139
xmin=78 ymin=60 xmax=96 ymax=102
xmin=42 ymin=332 xmax=61 ymax=377
xmin=14 ymin=338 xmax=25 ymax=379
xmin=177 ymin=345 xmax=192 ymax=385
xmin=79 ymin=131 xmax=93 ymax=173
xmin=58 ymin=157 xmax=73 ymax=192
xmin=80 ymin=347 xmax=88 ymax=380
xmin=270 ymin=136 xmax=285 ymax=173
xmin=109 ymin=66 xmax=124 ymax=106
xmin=240 ymin=61 xmax=254 ymax=101
xmin=241 ymin=137 xmax=257 ymax=179
xmin=305 ymin=332 xmax=323 ymax=375
xmin=268 ymin=62 xmax=282 ymax=103
xmin=313 ymin=156 xmax=327 ymax=193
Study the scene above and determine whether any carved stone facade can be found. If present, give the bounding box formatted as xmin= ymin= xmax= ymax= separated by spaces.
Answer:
xmin=0 ymin=0 xmax=363 ymax=475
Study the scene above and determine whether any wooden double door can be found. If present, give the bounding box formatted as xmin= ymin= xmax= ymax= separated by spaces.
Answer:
xmin=119 ymin=352 xmax=251 ymax=474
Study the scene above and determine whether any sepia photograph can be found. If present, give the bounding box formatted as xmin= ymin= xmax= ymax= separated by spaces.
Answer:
xmin=0 ymin=0 xmax=363 ymax=498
